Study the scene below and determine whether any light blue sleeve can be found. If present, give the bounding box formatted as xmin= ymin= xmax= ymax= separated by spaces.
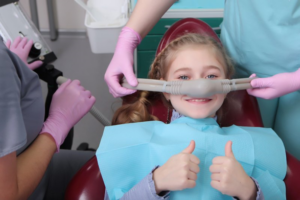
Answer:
xmin=104 ymin=170 xmax=170 ymax=200
xmin=232 ymin=177 xmax=265 ymax=200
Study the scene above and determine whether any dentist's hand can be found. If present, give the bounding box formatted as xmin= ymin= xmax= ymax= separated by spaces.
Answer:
xmin=209 ymin=141 xmax=256 ymax=200
xmin=6 ymin=36 xmax=43 ymax=70
xmin=153 ymin=140 xmax=200 ymax=194
xmin=247 ymin=68 xmax=300 ymax=99
xmin=40 ymin=80 xmax=96 ymax=152
xmin=104 ymin=27 xmax=140 ymax=98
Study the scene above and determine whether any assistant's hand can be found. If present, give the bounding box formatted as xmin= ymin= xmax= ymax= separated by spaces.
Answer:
xmin=153 ymin=140 xmax=200 ymax=193
xmin=209 ymin=141 xmax=256 ymax=200
xmin=6 ymin=36 xmax=43 ymax=70
xmin=40 ymin=80 xmax=96 ymax=152
xmin=104 ymin=27 xmax=141 ymax=98
xmin=247 ymin=68 xmax=300 ymax=99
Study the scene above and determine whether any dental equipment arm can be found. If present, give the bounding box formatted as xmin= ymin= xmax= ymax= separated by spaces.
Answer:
xmin=122 ymin=78 xmax=253 ymax=98
xmin=56 ymin=76 xmax=111 ymax=126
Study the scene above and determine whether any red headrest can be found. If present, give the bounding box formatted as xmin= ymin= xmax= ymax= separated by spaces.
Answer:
xmin=156 ymin=18 xmax=221 ymax=56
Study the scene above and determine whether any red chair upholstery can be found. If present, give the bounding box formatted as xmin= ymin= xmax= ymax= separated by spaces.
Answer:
xmin=65 ymin=18 xmax=300 ymax=200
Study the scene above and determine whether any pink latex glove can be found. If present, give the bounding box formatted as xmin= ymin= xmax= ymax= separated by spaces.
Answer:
xmin=6 ymin=36 xmax=43 ymax=70
xmin=247 ymin=68 xmax=300 ymax=99
xmin=104 ymin=27 xmax=141 ymax=98
xmin=40 ymin=79 xmax=96 ymax=152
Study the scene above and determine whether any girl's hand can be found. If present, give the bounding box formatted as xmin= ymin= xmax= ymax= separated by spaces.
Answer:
xmin=209 ymin=141 xmax=257 ymax=200
xmin=153 ymin=140 xmax=200 ymax=194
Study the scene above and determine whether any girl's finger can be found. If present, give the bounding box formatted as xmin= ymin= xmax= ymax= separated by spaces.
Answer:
xmin=211 ymin=173 xmax=221 ymax=181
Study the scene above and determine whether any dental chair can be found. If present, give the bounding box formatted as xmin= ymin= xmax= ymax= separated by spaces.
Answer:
xmin=65 ymin=18 xmax=300 ymax=200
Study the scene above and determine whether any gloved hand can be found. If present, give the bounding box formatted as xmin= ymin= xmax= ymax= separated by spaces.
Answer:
xmin=104 ymin=27 xmax=141 ymax=98
xmin=6 ymin=36 xmax=43 ymax=70
xmin=40 ymin=79 xmax=96 ymax=152
xmin=247 ymin=68 xmax=300 ymax=99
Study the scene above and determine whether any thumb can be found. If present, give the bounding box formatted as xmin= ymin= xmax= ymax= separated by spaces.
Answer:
xmin=251 ymin=77 xmax=272 ymax=88
xmin=56 ymin=79 xmax=72 ymax=94
xmin=123 ymin=69 xmax=138 ymax=87
xmin=28 ymin=61 xmax=43 ymax=70
xmin=225 ymin=141 xmax=235 ymax=158
xmin=182 ymin=140 xmax=195 ymax=154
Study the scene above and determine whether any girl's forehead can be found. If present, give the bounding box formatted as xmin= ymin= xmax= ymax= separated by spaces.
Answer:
xmin=168 ymin=45 xmax=226 ymax=71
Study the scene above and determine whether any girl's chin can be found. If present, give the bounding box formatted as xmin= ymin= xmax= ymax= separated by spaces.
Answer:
xmin=185 ymin=113 xmax=216 ymax=119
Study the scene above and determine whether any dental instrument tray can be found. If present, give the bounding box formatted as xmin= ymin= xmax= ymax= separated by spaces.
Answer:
xmin=0 ymin=2 xmax=57 ymax=64
xmin=122 ymin=78 xmax=253 ymax=98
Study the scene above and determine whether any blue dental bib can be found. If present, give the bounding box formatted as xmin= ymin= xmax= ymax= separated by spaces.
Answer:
xmin=97 ymin=117 xmax=286 ymax=200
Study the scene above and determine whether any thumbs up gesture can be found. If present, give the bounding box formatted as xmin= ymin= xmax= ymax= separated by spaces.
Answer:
xmin=209 ymin=141 xmax=257 ymax=199
xmin=153 ymin=140 xmax=200 ymax=194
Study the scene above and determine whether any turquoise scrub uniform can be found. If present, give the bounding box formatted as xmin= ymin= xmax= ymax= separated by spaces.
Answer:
xmin=221 ymin=0 xmax=300 ymax=159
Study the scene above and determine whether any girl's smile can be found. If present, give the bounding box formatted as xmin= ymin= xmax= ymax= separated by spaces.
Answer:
xmin=163 ymin=45 xmax=227 ymax=119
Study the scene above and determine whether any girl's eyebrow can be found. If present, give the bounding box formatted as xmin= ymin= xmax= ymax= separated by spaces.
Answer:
xmin=174 ymin=65 xmax=221 ymax=74
xmin=203 ymin=65 xmax=222 ymax=72
xmin=173 ymin=67 xmax=192 ymax=73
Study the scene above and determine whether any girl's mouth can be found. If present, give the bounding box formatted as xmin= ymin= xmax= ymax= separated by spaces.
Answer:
xmin=185 ymin=98 xmax=212 ymax=104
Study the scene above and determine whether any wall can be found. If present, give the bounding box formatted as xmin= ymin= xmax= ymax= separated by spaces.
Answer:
xmin=20 ymin=0 xmax=87 ymax=31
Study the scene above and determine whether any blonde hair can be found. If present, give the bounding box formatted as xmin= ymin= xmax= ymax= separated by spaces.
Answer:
xmin=112 ymin=33 xmax=234 ymax=125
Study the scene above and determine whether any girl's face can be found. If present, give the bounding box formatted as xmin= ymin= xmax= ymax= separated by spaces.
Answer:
xmin=163 ymin=45 xmax=227 ymax=119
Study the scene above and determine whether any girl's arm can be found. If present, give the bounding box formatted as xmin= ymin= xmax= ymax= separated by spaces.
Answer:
xmin=104 ymin=141 xmax=200 ymax=200
xmin=118 ymin=168 xmax=170 ymax=200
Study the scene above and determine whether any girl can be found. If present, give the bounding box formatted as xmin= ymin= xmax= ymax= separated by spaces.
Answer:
xmin=105 ymin=0 xmax=300 ymax=161
xmin=97 ymin=34 xmax=286 ymax=200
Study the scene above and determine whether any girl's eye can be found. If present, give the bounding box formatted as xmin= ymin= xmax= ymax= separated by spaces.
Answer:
xmin=206 ymin=74 xmax=217 ymax=79
xmin=178 ymin=75 xmax=189 ymax=80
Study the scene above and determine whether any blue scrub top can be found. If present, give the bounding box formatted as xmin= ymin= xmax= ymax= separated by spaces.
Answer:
xmin=0 ymin=41 xmax=44 ymax=157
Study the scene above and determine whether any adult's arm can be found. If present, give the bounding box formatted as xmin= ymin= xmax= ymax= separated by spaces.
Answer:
xmin=0 ymin=55 xmax=95 ymax=199
xmin=127 ymin=0 xmax=177 ymax=38
xmin=0 ymin=135 xmax=57 ymax=199
xmin=104 ymin=0 xmax=176 ymax=98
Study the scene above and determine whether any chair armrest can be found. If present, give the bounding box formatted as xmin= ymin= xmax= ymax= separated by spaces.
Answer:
xmin=284 ymin=152 xmax=300 ymax=200
xmin=65 ymin=156 xmax=105 ymax=200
